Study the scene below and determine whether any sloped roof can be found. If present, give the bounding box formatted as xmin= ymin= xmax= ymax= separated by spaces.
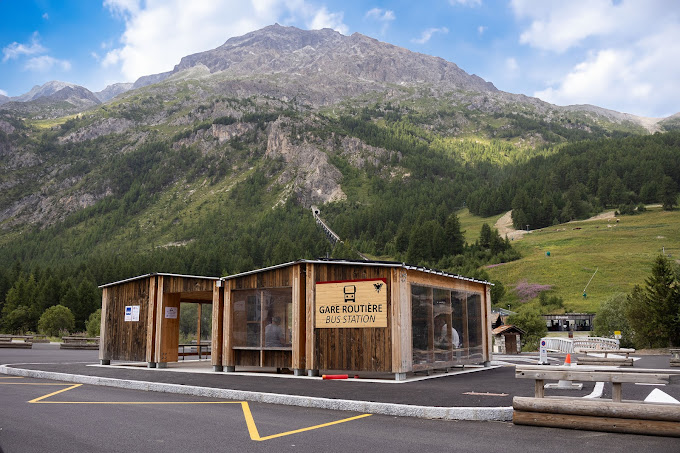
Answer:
xmin=493 ymin=325 xmax=526 ymax=336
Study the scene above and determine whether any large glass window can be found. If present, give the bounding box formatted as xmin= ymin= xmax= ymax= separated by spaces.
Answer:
xmin=411 ymin=285 xmax=432 ymax=365
xmin=411 ymin=284 xmax=484 ymax=366
xmin=433 ymin=288 xmax=452 ymax=362
xmin=467 ymin=292 xmax=483 ymax=359
xmin=232 ymin=288 xmax=292 ymax=349
xmin=451 ymin=290 xmax=466 ymax=354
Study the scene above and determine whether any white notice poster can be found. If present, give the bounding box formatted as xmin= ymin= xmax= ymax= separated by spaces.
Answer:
xmin=165 ymin=306 xmax=178 ymax=319
xmin=131 ymin=305 xmax=140 ymax=322
xmin=125 ymin=305 xmax=140 ymax=322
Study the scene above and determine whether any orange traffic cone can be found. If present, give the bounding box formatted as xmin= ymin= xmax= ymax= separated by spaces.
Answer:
xmin=545 ymin=353 xmax=582 ymax=390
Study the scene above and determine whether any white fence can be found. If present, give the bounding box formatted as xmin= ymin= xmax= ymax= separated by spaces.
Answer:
xmin=541 ymin=337 xmax=619 ymax=354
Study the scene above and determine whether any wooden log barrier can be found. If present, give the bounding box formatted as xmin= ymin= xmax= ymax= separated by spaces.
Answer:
xmin=513 ymin=365 xmax=680 ymax=436
xmin=60 ymin=336 xmax=100 ymax=350
xmin=0 ymin=342 xmax=33 ymax=349
xmin=513 ymin=410 xmax=680 ymax=438
xmin=514 ymin=397 xmax=680 ymax=422
xmin=577 ymin=356 xmax=634 ymax=366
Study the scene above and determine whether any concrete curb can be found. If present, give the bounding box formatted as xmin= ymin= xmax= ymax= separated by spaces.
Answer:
xmin=0 ymin=365 xmax=513 ymax=421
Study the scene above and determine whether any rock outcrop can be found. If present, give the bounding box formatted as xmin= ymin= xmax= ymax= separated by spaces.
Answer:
xmin=266 ymin=119 xmax=345 ymax=207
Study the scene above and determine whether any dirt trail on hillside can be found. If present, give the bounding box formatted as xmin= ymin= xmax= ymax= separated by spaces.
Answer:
xmin=493 ymin=206 xmax=651 ymax=239
xmin=494 ymin=210 xmax=528 ymax=240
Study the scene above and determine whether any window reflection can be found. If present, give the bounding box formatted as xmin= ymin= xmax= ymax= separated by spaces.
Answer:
xmin=233 ymin=288 xmax=292 ymax=349
xmin=411 ymin=284 xmax=483 ymax=366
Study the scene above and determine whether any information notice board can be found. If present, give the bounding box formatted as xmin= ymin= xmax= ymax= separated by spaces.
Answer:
xmin=315 ymin=278 xmax=387 ymax=328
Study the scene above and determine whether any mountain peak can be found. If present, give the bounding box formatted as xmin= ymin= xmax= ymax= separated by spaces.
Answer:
xmin=13 ymin=81 xmax=80 ymax=102
xmin=169 ymin=24 xmax=496 ymax=96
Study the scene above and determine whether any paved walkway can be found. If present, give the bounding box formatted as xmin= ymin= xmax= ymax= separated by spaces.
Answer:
xmin=1 ymin=344 xmax=678 ymax=421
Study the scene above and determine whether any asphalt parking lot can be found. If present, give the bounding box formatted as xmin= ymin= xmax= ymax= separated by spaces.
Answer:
xmin=2 ymin=374 xmax=679 ymax=453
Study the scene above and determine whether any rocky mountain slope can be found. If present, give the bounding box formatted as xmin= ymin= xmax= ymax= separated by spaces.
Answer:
xmin=0 ymin=24 xmax=677 ymax=273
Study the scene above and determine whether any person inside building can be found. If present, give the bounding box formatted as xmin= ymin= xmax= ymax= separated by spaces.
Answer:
xmin=265 ymin=316 xmax=285 ymax=346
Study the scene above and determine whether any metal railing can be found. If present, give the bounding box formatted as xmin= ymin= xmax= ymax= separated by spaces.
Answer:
xmin=540 ymin=336 xmax=619 ymax=353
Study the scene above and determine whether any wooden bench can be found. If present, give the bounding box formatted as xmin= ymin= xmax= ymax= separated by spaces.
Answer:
xmin=576 ymin=348 xmax=635 ymax=366
xmin=60 ymin=336 xmax=99 ymax=350
xmin=178 ymin=343 xmax=211 ymax=359
xmin=514 ymin=365 xmax=680 ymax=437
xmin=0 ymin=335 xmax=33 ymax=348
xmin=670 ymin=349 xmax=680 ymax=367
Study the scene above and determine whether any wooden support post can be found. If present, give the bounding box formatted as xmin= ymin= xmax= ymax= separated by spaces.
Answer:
xmin=390 ymin=268 xmax=403 ymax=374
xmin=154 ymin=276 xmax=165 ymax=364
xmin=535 ymin=379 xmax=545 ymax=398
xmin=197 ymin=303 xmax=202 ymax=346
xmin=484 ymin=285 xmax=492 ymax=363
xmin=146 ymin=276 xmax=158 ymax=365
xmin=292 ymin=264 xmax=305 ymax=372
xmin=305 ymin=263 xmax=316 ymax=374
xmin=222 ymin=279 xmax=234 ymax=370
xmin=211 ymin=282 xmax=224 ymax=371
xmin=99 ymin=287 xmax=109 ymax=363
xmin=612 ymin=382 xmax=622 ymax=403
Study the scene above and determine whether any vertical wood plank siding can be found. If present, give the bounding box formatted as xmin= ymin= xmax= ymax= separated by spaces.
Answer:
xmin=101 ymin=277 xmax=151 ymax=362
xmin=313 ymin=264 xmax=393 ymax=372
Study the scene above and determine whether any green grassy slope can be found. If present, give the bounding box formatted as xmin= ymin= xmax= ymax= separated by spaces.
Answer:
xmin=483 ymin=206 xmax=680 ymax=313
xmin=456 ymin=208 xmax=503 ymax=244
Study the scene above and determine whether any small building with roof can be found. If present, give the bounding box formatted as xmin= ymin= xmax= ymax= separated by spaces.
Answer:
xmin=99 ymin=259 xmax=493 ymax=380
xmin=492 ymin=325 xmax=525 ymax=355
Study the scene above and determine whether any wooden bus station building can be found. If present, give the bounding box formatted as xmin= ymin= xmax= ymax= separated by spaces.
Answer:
xmin=99 ymin=260 xmax=493 ymax=380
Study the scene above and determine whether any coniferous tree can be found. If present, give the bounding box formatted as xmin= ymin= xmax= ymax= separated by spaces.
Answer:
xmin=444 ymin=213 xmax=465 ymax=256
xmin=626 ymin=254 xmax=680 ymax=348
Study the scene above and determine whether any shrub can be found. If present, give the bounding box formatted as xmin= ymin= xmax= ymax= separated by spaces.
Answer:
xmin=38 ymin=305 xmax=75 ymax=337
xmin=86 ymin=309 xmax=101 ymax=337
xmin=593 ymin=293 xmax=634 ymax=348
xmin=507 ymin=307 xmax=547 ymax=351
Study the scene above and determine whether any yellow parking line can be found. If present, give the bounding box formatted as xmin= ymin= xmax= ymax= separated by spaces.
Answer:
xmin=243 ymin=404 xmax=372 ymax=441
xmin=29 ymin=384 xmax=82 ymax=403
xmin=7 ymin=380 xmax=373 ymax=441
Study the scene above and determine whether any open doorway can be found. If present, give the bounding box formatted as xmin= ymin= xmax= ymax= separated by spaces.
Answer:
xmin=178 ymin=302 xmax=213 ymax=360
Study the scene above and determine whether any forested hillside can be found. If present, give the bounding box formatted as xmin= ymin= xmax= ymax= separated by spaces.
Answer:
xmin=466 ymin=132 xmax=680 ymax=228
xmin=2 ymin=25 xmax=679 ymax=335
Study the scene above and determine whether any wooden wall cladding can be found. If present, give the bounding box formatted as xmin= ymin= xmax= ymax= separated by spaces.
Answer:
xmin=313 ymin=264 xmax=392 ymax=372
xmin=263 ymin=350 xmax=292 ymax=368
xmin=162 ymin=276 xmax=215 ymax=293
xmin=102 ymin=277 xmax=150 ymax=362
xmin=232 ymin=267 xmax=292 ymax=290
xmin=235 ymin=349 xmax=260 ymax=367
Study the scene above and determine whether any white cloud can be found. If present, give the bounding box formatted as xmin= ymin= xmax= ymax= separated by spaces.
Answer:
xmin=102 ymin=0 xmax=348 ymax=81
xmin=365 ymin=8 xmax=395 ymax=22
xmin=535 ymin=25 xmax=680 ymax=116
xmin=24 ymin=55 xmax=72 ymax=72
xmin=411 ymin=27 xmax=449 ymax=44
xmin=0 ymin=88 xmax=7 ymax=96
xmin=308 ymin=7 xmax=348 ymax=33
xmin=477 ymin=25 xmax=487 ymax=35
xmin=365 ymin=7 xmax=395 ymax=35
xmin=511 ymin=0 xmax=672 ymax=53
xmin=505 ymin=57 xmax=519 ymax=74
xmin=42 ymin=13 xmax=49 ymax=20
xmin=2 ymin=32 xmax=46 ymax=62
xmin=513 ymin=0 xmax=680 ymax=116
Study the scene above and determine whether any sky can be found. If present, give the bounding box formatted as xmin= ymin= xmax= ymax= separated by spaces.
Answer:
xmin=1 ymin=0 xmax=679 ymax=118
